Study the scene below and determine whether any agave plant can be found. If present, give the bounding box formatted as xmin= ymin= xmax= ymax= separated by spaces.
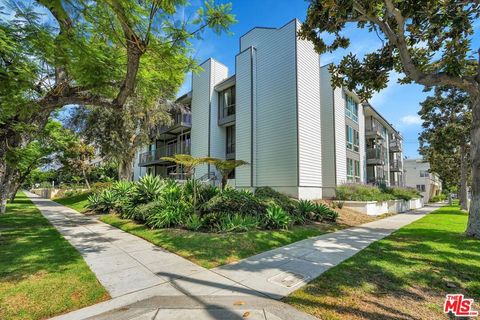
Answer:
xmin=134 ymin=174 xmax=163 ymax=204
xmin=264 ymin=204 xmax=292 ymax=229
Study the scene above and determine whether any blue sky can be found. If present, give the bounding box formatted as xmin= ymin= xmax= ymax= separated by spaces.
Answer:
xmin=179 ymin=0 xmax=480 ymax=159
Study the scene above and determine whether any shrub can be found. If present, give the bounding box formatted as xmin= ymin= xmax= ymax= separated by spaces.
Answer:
xmin=313 ymin=203 xmax=338 ymax=222
xmin=159 ymin=179 xmax=182 ymax=202
xmin=201 ymin=188 xmax=267 ymax=216
xmin=430 ymin=194 xmax=447 ymax=202
xmin=91 ymin=181 xmax=113 ymax=192
xmin=264 ymin=204 xmax=291 ymax=229
xmin=214 ymin=213 xmax=261 ymax=232
xmin=145 ymin=199 xmax=192 ymax=229
xmin=255 ymin=187 xmax=296 ymax=214
xmin=182 ymin=180 xmax=219 ymax=205
xmin=185 ymin=214 xmax=203 ymax=231
xmin=294 ymin=199 xmax=316 ymax=223
xmin=134 ymin=175 xmax=163 ymax=203
xmin=336 ymin=184 xmax=396 ymax=201
xmin=130 ymin=201 xmax=163 ymax=222
xmin=87 ymin=189 xmax=116 ymax=213
xmin=386 ymin=187 xmax=421 ymax=201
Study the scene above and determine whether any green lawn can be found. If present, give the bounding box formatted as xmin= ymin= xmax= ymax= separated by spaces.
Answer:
xmin=54 ymin=192 xmax=91 ymax=213
xmin=285 ymin=204 xmax=480 ymax=320
xmin=0 ymin=192 xmax=109 ymax=320
xmin=100 ymin=214 xmax=340 ymax=268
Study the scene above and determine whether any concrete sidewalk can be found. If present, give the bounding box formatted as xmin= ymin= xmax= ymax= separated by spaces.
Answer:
xmin=24 ymin=191 xmax=439 ymax=319
xmin=213 ymin=205 xmax=439 ymax=299
xmin=25 ymin=191 xmax=314 ymax=320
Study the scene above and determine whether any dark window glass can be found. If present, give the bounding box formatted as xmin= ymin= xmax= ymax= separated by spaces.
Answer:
xmin=226 ymin=125 xmax=235 ymax=155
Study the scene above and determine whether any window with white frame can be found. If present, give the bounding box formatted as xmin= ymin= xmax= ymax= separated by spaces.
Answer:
xmin=346 ymin=125 xmax=360 ymax=152
xmin=347 ymin=158 xmax=361 ymax=182
xmin=345 ymin=95 xmax=358 ymax=123
xmin=419 ymin=170 xmax=429 ymax=177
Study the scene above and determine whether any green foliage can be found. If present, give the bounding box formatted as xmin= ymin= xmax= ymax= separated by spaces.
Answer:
xmin=294 ymin=199 xmax=317 ymax=223
xmin=331 ymin=201 xmax=345 ymax=209
xmin=86 ymin=190 xmax=115 ymax=213
xmin=430 ymin=194 xmax=447 ymax=203
xmin=201 ymin=188 xmax=267 ymax=216
xmin=385 ymin=187 xmax=421 ymax=201
xmin=145 ymin=199 xmax=192 ymax=229
xmin=134 ymin=174 xmax=163 ymax=203
xmin=336 ymin=184 xmax=396 ymax=201
xmin=264 ymin=204 xmax=292 ymax=229
xmin=185 ymin=214 xmax=203 ymax=231
xmin=313 ymin=203 xmax=339 ymax=222
xmin=214 ymin=213 xmax=261 ymax=233
xmin=255 ymin=187 xmax=296 ymax=214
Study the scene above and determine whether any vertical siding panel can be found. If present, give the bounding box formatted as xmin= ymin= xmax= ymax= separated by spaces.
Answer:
xmin=235 ymin=50 xmax=252 ymax=187
xmin=334 ymin=89 xmax=347 ymax=184
xmin=296 ymin=22 xmax=322 ymax=191
xmin=320 ymin=67 xmax=336 ymax=196
xmin=241 ymin=21 xmax=298 ymax=189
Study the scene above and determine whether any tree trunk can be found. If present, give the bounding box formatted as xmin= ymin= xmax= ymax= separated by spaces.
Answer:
xmin=466 ymin=94 xmax=480 ymax=237
xmin=459 ymin=145 xmax=468 ymax=211
xmin=118 ymin=148 xmax=136 ymax=181
xmin=82 ymin=167 xmax=91 ymax=189
xmin=0 ymin=165 xmax=16 ymax=214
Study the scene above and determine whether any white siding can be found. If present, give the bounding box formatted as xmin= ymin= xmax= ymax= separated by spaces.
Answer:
xmin=191 ymin=60 xmax=212 ymax=177
xmin=358 ymin=103 xmax=366 ymax=183
xmin=334 ymin=89 xmax=347 ymax=184
xmin=320 ymin=66 xmax=336 ymax=196
xmin=209 ymin=60 xmax=229 ymax=173
xmin=240 ymin=20 xmax=298 ymax=189
xmin=296 ymin=21 xmax=322 ymax=192
xmin=133 ymin=145 xmax=148 ymax=181
xmin=235 ymin=49 xmax=253 ymax=187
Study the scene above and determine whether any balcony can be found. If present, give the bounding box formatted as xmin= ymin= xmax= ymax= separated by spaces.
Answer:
xmin=155 ymin=109 xmax=192 ymax=136
xmin=389 ymin=139 xmax=402 ymax=152
xmin=138 ymin=143 xmax=191 ymax=166
xmin=365 ymin=119 xmax=384 ymax=139
xmin=366 ymin=148 xmax=385 ymax=165
xmin=390 ymin=159 xmax=403 ymax=172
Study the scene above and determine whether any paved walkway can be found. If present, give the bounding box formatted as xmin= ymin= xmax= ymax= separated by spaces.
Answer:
xmin=24 ymin=191 xmax=439 ymax=320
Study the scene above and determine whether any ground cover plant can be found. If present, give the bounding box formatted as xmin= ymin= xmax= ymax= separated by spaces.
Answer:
xmin=336 ymin=184 xmax=421 ymax=202
xmin=285 ymin=203 xmax=480 ymax=319
xmin=0 ymin=192 xmax=108 ymax=320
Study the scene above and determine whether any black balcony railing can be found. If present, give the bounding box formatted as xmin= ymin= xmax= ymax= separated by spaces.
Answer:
xmin=155 ymin=110 xmax=192 ymax=134
xmin=138 ymin=143 xmax=191 ymax=165
xmin=366 ymin=147 xmax=385 ymax=165
xmin=365 ymin=119 xmax=384 ymax=139
xmin=389 ymin=139 xmax=402 ymax=152
xmin=390 ymin=159 xmax=403 ymax=172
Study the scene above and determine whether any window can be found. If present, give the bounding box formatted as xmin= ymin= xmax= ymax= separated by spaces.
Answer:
xmin=419 ymin=170 xmax=429 ymax=177
xmin=346 ymin=125 xmax=360 ymax=152
xmin=219 ymin=86 xmax=236 ymax=119
xmin=416 ymin=184 xmax=426 ymax=192
xmin=347 ymin=158 xmax=361 ymax=182
xmin=345 ymin=95 xmax=358 ymax=122
xmin=226 ymin=125 xmax=235 ymax=158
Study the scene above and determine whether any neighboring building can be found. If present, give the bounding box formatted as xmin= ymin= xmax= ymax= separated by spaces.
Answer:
xmin=404 ymin=159 xmax=442 ymax=202
xmin=133 ymin=18 xmax=405 ymax=200
xmin=363 ymin=103 xmax=404 ymax=187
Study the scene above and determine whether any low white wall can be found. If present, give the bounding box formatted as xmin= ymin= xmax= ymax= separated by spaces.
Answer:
xmin=343 ymin=198 xmax=424 ymax=216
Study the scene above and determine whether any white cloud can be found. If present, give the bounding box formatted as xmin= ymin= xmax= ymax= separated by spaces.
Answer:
xmin=400 ymin=115 xmax=422 ymax=125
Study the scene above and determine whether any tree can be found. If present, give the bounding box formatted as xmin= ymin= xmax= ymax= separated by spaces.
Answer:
xmin=300 ymin=1 xmax=480 ymax=237
xmin=0 ymin=0 xmax=235 ymax=213
xmin=207 ymin=159 xmax=247 ymax=191
xmin=419 ymin=87 xmax=471 ymax=210
xmin=161 ymin=154 xmax=211 ymax=211
xmin=59 ymin=141 xmax=95 ymax=189
xmin=6 ymin=120 xmax=82 ymax=202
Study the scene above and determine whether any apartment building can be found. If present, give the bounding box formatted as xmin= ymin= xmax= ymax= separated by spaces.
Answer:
xmin=133 ymin=18 xmax=405 ymax=200
xmin=404 ymin=159 xmax=442 ymax=202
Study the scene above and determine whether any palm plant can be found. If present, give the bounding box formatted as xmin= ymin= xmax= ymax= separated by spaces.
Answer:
xmin=161 ymin=154 xmax=211 ymax=212
xmin=207 ymin=159 xmax=248 ymax=191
